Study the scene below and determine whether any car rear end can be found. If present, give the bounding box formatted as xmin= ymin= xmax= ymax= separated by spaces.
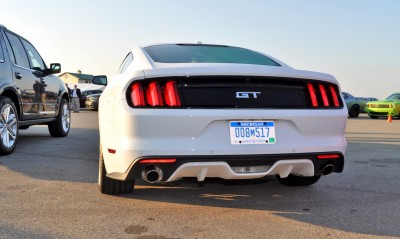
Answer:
xmin=100 ymin=69 xmax=346 ymax=183
xmin=98 ymin=44 xmax=347 ymax=194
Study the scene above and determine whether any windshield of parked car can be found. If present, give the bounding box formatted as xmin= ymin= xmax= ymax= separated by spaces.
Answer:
xmin=143 ymin=44 xmax=281 ymax=66
xmin=386 ymin=94 xmax=400 ymax=100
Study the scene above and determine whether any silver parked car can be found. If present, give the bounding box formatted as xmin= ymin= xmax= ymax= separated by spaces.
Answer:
xmin=93 ymin=43 xmax=347 ymax=195
xmin=342 ymin=92 xmax=366 ymax=117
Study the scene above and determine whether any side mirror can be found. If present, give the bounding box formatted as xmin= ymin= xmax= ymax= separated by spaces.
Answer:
xmin=93 ymin=75 xmax=107 ymax=86
xmin=50 ymin=63 xmax=61 ymax=74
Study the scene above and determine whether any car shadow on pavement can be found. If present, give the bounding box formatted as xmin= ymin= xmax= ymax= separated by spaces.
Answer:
xmin=2 ymin=126 xmax=99 ymax=183
xmin=119 ymin=140 xmax=400 ymax=238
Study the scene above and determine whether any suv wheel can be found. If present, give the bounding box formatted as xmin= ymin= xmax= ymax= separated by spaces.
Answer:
xmin=0 ymin=97 xmax=19 ymax=155
xmin=48 ymin=98 xmax=70 ymax=137
xmin=99 ymin=146 xmax=134 ymax=194
xmin=276 ymin=174 xmax=321 ymax=186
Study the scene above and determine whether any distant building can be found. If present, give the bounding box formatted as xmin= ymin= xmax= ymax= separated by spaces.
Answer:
xmin=59 ymin=72 xmax=94 ymax=84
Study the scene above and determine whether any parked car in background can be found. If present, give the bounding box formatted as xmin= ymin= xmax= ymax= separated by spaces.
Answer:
xmin=342 ymin=92 xmax=365 ymax=117
xmin=365 ymin=93 xmax=400 ymax=119
xmin=93 ymin=43 xmax=347 ymax=195
xmin=85 ymin=93 xmax=101 ymax=111
xmin=362 ymin=97 xmax=378 ymax=112
xmin=0 ymin=25 xmax=70 ymax=155
xmin=80 ymin=89 xmax=103 ymax=107
xmin=364 ymin=97 xmax=378 ymax=102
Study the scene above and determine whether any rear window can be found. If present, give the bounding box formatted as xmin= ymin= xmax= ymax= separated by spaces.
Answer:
xmin=144 ymin=44 xmax=280 ymax=66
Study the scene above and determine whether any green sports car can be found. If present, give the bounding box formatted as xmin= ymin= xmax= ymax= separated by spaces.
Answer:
xmin=365 ymin=93 xmax=400 ymax=119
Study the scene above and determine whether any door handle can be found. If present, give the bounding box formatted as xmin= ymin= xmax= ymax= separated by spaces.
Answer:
xmin=15 ymin=72 xmax=22 ymax=79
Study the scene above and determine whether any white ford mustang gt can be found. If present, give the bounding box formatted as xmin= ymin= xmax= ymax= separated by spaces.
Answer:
xmin=93 ymin=43 xmax=347 ymax=195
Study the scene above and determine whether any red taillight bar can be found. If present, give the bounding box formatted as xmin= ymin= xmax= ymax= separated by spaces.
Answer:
xmin=307 ymin=83 xmax=318 ymax=107
xmin=317 ymin=154 xmax=340 ymax=159
xmin=139 ymin=159 xmax=177 ymax=164
xmin=129 ymin=80 xmax=182 ymax=108
xmin=131 ymin=84 xmax=145 ymax=106
xmin=307 ymin=82 xmax=341 ymax=108
xmin=146 ymin=82 xmax=164 ymax=106
xmin=330 ymin=85 xmax=340 ymax=107
xmin=164 ymin=81 xmax=181 ymax=107
xmin=319 ymin=84 xmax=329 ymax=107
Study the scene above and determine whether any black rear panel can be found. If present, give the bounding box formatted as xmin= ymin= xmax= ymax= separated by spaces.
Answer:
xmin=126 ymin=76 xmax=344 ymax=109
xmin=179 ymin=76 xmax=342 ymax=109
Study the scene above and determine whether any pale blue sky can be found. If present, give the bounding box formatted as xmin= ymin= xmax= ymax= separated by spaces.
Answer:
xmin=1 ymin=0 xmax=399 ymax=98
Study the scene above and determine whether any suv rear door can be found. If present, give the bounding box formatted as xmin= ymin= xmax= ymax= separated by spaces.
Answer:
xmin=4 ymin=30 xmax=57 ymax=119
xmin=20 ymin=38 xmax=58 ymax=118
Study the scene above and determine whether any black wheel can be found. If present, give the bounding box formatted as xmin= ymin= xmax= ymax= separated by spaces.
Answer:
xmin=48 ymin=98 xmax=70 ymax=137
xmin=99 ymin=147 xmax=134 ymax=195
xmin=348 ymin=105 xmax=360 ymax=118
xmin=276 ymin=174 xmax=321 ymax=186
xmin=369 ymin=115 xmax=378 ymax=119
xmin=0 ymin=97 xmax=19 ymax=155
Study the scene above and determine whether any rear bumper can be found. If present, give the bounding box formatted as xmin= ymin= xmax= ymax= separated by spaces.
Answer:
xmin=107 ymin=152 xmax=344 ymax=181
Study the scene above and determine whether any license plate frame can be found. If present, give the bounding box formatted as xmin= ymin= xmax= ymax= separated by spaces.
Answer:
xmin=229 ymin=121 xmax=276 ymax=145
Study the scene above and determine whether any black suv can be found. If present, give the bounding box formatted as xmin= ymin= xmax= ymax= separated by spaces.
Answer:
xmin=0 ymin=25 xmax=70 ymax=155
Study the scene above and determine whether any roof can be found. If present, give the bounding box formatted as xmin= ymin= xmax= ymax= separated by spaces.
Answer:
xmin=59 ymin=72 xmax=94 ymax=81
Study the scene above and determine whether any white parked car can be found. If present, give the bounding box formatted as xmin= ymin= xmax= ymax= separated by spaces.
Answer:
xmin=93 ymin=43 xmax=347 ymax=195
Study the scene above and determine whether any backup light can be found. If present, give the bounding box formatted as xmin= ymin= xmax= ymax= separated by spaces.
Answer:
xmin=231 ymin=165 xmax=271 ymax=174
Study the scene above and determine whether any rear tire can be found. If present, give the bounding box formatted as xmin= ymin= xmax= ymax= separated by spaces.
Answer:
xmin=99 ymin=147 xmax=134 ymax=195
xmin=276 ymin=174 xmax=321 ymax=186
xmin=48 ymin=98 xmax=70 ymax=137
xmin=0 ymin=96 xmax=19 ymax=155
xmin=348 ymin=105 xmax=360 ymax=118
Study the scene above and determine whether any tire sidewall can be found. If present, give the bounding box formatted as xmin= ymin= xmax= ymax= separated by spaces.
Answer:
xmin=0 ymin=97 xmax=19 ymax=155
xmin=59 ymin=98 xmax=71 ymax=136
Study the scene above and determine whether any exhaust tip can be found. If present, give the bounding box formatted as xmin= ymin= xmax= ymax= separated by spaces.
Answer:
xmin=321 ymin=164 xmax=334 ymax=176
xmin=142 ymin=166 xmax=163 ymax=183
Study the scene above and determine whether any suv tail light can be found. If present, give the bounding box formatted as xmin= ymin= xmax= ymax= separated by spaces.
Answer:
xmin=307 ymin=82 xmax=341 ymax=108
xmin=129 ymin=80 xmax=182 ymax=108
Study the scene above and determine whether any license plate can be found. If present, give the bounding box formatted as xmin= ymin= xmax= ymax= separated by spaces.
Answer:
xmin=230 ymin=121 xmax=276 ymax=144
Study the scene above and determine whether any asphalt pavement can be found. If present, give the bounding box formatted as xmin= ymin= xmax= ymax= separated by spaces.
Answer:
xmin=0 ymin=112 xmax=399 ymax=239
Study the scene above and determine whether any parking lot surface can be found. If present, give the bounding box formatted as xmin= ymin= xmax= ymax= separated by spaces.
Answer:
xmin=1 ymin=112 xmax=399 ymax=239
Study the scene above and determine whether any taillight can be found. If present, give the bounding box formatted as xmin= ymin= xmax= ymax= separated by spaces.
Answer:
xmin=307 ymin=82 xmax=341 ymax=108
xmin=319 ymin=84 xmax=329 ymax=107
xmin=307 ymin=83 xmax=318 ymax=107
xmin=146 ymin=82 xmax=163 ymax=106
xmin=330 ymin=85 xmax=340 ymax=107
xmin=131 ymin=83 xmax=145 ymax=106
xmin=129 ymin=80 xmax=182 ymax=108
xmin=164 ymin=81 xmax=181 ymax=107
